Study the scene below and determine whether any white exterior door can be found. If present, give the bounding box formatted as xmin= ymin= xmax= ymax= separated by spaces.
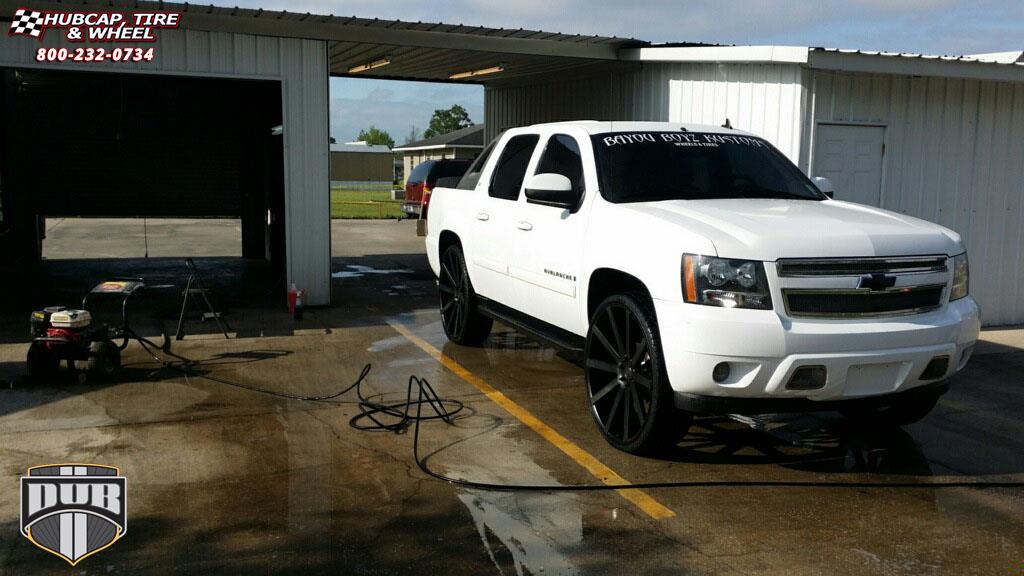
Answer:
xmin=509 ymin=133 xmax=590 ymax=333
xmin=471 ymin=134 xmax=540 ymax=305
xmin=813 ymin=124 xmax=885 ymax=206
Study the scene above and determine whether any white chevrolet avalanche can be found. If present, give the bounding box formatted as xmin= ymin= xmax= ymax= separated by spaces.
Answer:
xmin=425 ymin=121 xmax=980 ymax=454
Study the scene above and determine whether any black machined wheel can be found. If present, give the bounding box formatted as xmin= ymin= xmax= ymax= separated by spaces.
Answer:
xmin=585 ymin=293 xmax=690 ymax=454
xmin=438 ymin=244 xmax=492 ymax=346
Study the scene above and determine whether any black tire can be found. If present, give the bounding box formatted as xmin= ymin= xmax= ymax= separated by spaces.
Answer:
xmin=85 ymin=340 xmax=121 ymax=381
xmin=438 ymin=244 xmax=493 ymax=346
xmin=840 ymin=390 xmax=941 ymax=427
xmin=27 ymin=342 xmax=59 ymax=380
xmin=584 ymin=293 xmax=692 ymax=454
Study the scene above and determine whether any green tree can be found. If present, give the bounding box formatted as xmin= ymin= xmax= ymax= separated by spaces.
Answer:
xmin=357 ymin=126 xmax=395 ymax=149
xmin=422 ymin=105 xmax=473 ymax=139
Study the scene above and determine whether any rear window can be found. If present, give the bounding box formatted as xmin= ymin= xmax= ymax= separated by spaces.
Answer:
xmin=592 ymin=132 xmax=824 ymax=203
xmin=427 ymin=160 xmax=471 ymax=184
xmin=407 ymin=161 xmax=434 ymax=185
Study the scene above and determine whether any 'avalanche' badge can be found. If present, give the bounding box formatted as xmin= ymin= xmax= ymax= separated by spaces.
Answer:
xmin=20 ymin=464 xmax=127 ymax=566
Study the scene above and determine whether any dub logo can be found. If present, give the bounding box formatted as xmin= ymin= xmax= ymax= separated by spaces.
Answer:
xmin=20 ymin=464 xmax=127 ymax=565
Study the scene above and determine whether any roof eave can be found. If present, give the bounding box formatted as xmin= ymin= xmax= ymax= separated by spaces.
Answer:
xmin=621 ymin=45 xmax=810 ymax=64
xmin=393 ymin=144 xmax=485 ymax=152
xmin=808 ymin=50 xmax=1024 ymax=83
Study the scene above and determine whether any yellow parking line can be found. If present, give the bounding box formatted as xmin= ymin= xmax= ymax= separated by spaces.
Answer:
xmin=387 ymin=320 xmax=676 ymax=520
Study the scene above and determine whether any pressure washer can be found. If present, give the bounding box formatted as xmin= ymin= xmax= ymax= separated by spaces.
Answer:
xmin=26 ymin=277 xmax=164 ymax=381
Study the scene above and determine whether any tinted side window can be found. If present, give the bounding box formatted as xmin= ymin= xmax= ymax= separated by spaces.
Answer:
xmin=535 ymin=134 xmax=585 ymax=196
xmin=489 ymin=135 xmax=540 ymax=200
xmin=456 ymin=142 xmax=496 ymax=190
xmin=408 ymin=161 xmax=434 ymax=185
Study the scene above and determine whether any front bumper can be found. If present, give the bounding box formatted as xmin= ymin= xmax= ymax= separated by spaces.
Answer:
xmin=654 ymin=296 xmax=980 ymax=404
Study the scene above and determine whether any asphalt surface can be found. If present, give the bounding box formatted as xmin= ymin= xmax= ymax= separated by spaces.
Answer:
xmin=0 ymin=218 xmax=1021 ymax=575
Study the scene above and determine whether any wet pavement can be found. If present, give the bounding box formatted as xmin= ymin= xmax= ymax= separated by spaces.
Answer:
xmin=0 ymin=220 xmax=1022 ymax=574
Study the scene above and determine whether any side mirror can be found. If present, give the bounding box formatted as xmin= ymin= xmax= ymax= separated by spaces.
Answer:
xmin=524 ymin=173 xmax=577 ymax=209
xmin=812 ymin=176 xmax=835 ymax=199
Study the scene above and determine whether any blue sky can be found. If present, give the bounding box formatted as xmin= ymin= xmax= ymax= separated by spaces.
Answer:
xmin=217 ymin=0 xmax=1024 ymax=143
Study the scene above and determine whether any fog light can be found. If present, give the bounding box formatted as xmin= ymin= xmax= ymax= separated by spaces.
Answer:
xmin=920 ymin=356 xmax=949 ymax=381
xmin=787 ymin=365 xmax=827 ymax=390
xmin=712 ymin=362 xmax=731 ymax=383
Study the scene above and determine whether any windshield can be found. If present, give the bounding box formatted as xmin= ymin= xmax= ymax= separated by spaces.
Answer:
xmin=592 ymin=132 xmax=825 ymax=203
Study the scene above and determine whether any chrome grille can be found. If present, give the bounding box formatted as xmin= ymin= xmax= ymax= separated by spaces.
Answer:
xmin=776 ymin=256 xmax=948 ymax=277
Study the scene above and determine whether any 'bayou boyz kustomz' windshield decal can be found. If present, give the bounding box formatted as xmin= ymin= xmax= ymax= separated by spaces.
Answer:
xmin=600 ymin=132 xmax=769 ymax=148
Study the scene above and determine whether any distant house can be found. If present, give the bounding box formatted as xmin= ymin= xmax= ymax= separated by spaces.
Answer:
xmin=330 ymin=141 xmax=394 ymax=192
xmin=393 ymin=125 xmax=485 ymax=185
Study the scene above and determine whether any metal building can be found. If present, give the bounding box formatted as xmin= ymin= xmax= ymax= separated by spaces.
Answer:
xmin=486 ymin=47 xmax=1024 ymax=325
xmin=329 ymin=143 xmax=394 ymax=192
xmin=0 ymin=0 xmax=639 ymax=306
xmin=0 ymin=2 xmax=1021 ymax=324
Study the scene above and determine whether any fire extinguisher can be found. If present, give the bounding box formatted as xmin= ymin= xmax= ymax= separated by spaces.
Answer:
xmin=288 ymin=283 xmax=298 ymax=315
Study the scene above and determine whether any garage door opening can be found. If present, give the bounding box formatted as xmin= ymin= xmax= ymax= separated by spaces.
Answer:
xmin=329 ymin=76 xmax=483 ymax=316
xmin=0 ymin=68 xmax=286 ymax=310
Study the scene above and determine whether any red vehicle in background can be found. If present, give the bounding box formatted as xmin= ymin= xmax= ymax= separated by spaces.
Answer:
xmin=402 ymin=159 xmax=472 ymax=221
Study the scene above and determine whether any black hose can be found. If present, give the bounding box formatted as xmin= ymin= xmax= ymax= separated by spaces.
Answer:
xmin=125 ymin=339 xmax=1024 ymax=492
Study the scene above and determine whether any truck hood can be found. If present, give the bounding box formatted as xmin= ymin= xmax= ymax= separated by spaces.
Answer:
xmin=626 ymin=198 xmax=962 ymax=260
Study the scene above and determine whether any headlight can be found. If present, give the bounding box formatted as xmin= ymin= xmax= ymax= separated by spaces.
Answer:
xmin=950 ymin=253 xmax=969 ymax=301
xmin=682 ymin=254 xmax=772 ymax=310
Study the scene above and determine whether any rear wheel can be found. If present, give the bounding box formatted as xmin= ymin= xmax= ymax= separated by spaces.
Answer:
xmin=840 ymin=390 xmax=941 ymax=426
xmin=27 ymin=342 xmax=59 ymax=380
xmin=85 ymin=340 xmax=121 ymax=381
xmin=585 ymin=293 xmax=691 ymax=454
xmin=438 ymin=244 xmax=492 ymax=345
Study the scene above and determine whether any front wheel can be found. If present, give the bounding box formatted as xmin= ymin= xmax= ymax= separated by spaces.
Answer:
xmin=438 ymin=244 xmax=492 ymax=346
xmin=585 ymin=293 xmax=691 ymax=454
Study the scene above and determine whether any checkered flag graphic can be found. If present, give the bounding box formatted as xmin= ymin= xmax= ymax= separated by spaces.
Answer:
xmin=9 ymin=9 xmax=44 ymax=38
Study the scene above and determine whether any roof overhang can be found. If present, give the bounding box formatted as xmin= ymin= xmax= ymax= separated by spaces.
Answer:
xmin=621 ymin=45 xmax=810 ymax=64
xmin=623 ymin=44 xmax=1024 ymax=84
xmin=0 ymin=0 xmax=646 ymax=85
xmin=807 ymin=49 xmax=1024 ymax=83
xmin=393 ymin=144 xmax=485 ymax=152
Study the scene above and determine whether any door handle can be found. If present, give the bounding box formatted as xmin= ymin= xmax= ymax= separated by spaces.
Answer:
xmin=517 ymin=221 xmax=533 ymax=231
xmin=476 ymin=212 xmax=490 ymax=221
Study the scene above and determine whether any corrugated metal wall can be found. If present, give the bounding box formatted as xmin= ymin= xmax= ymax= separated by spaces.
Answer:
xmin=808 ymin=70 xmax=1024 ymax=325
xmin=666 ymin=63 xmax=808 ymax=169
xmin=485 ymin=66 xmax=675 ymax=142
xmin=330 ymin=152 xmax=393 ymax=183
xmin=486 ymin=63 xmax=808 ymax=167
xmin=0 ymin=29 xmax=331 ymax=305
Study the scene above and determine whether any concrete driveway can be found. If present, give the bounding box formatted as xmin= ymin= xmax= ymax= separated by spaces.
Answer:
xmin=1 ymin=219 xmax=1022 ymax=574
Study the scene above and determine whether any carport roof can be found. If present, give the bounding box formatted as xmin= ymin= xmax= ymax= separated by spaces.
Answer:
xmin=4 ymin=0 xmax=657 ymax=85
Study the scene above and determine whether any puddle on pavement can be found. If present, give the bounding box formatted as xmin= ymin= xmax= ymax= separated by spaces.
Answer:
xmin=332 ymin=265 xmax=415 ymax=279
xmin=447 ymin=430 xmax=584 ymax=575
